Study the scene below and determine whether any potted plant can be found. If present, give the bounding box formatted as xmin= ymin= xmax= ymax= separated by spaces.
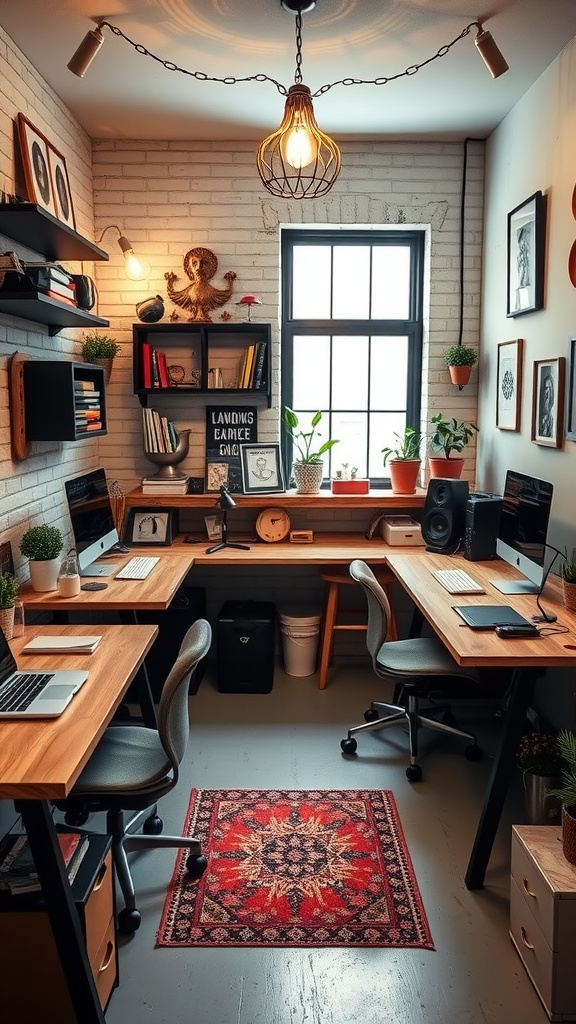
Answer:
xmin=516 ymin=731 xmax=563 ymax=824
xmin=0 ymin=573 xmax=19 ymax=640
xmin=19 ymin=524 xmax=64 ymax=593
xmin=547 ymin=730 xmax=576 ymax=865
xmin=429 ymin=412 xmax=478 ymax=479
xmin=561 ymin=549 xmax=576 ymax=612
xmin=381 ymin=426 xmax=423 ymax=494
xmin=81 ymin=332 xmax=121 ymax=385
xmin=282 ymin=408 xmax=339 ymax=494
xmin=444 ymin=345 xmax=477 ymax=388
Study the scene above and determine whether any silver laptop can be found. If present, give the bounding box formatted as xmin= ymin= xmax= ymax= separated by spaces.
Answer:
xmin=0 ymin=627 xmax=88 ymax=719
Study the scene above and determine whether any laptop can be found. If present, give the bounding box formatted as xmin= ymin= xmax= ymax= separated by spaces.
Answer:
xmin=0 ymin=628 xmax=88 ymax=719
xmin=452 ymin=605 xmax=533 ymax=631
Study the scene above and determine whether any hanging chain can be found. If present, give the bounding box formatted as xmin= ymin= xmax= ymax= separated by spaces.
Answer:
xmin=100 ymin=20 xmax=477 ymax=100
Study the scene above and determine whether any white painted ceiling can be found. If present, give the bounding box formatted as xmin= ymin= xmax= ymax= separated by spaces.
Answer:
xmin=1 ymin=0 xmax=576 ymax=142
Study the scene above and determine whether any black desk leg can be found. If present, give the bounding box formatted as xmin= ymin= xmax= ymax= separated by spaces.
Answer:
xmin=16 ymin=800 xmax=105 ymax=1024
xmin=465 ymin=667 xmax=536 ymax=889
xmin=119 ymin=610 xmax=157 ymax=728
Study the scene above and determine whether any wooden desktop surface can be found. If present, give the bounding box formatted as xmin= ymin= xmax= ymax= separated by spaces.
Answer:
xmin=0 ymin=624 xmax=158 ymax=800
xmin=188 ymin=532 xmax=392 ymax=565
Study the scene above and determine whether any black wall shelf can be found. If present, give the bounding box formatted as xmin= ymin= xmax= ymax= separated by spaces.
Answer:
xmin=0 ymin=203 xmax=109 ymax=262
xmin=0 ymin=291 xmax=109 ymax=335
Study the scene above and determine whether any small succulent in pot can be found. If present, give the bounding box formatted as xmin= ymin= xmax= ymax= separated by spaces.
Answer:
xmin=19 ymin=524 xmax=64 ymax=562
xmin=81 ymin=332 xmax=121 ymax=362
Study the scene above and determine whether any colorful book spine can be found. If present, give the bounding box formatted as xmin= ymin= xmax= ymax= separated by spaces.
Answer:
xmin=252 ymin=342 xmax=267 ymax=390
xmin=141 ymin=342 xmax=152 ymax=389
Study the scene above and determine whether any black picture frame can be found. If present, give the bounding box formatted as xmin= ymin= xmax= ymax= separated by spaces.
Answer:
xmin=124 ymin=508 xmax=178 ymax=546
xmin=567 ymin=337 xmax=576 ymax=442
xmin=507 ymin=190 xmax=546 ymax=317
xmin=240 ymin=443 xmax=285 ymax=494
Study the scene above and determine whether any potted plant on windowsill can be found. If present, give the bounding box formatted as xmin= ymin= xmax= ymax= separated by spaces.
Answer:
xmin=561 ymin=549 xmax=576 ymax=612
xmin=444 ymin=345 xmax=477 ymax=389
xmin=547 ymin=730 xmax=576 ymax=865
xmin=429 ymin=413 xmax=478 ymax=479
xmin=19 ymin=524 xmax=64 ymax=593
xmin=381 ymin=426 xmax=422 ymax=494
xmin=331 ymin=463 xmax=369 ymax=495
xmin=282 ymin=408 xmax=339 ymax=494
xmin=0 ymin=573 xmax=19 ymax=640
xmin=81 ymin=332 xmax=121 ymax=385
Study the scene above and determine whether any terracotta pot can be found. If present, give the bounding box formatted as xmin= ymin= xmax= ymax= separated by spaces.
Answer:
xmin=29 ymin=557 xmax=60 ymax=593
xmin=562 ymin=579 xmax=576 ymax=613
xmin=388 ymin=460 xmax=421 ymax=494
xmin=0 ymin=606 xmax=15 ymax=641
xmin=293 ymin=461 xmax=323 ymax=494
xmin=448 ymin=365 xmax=472 ymax=387
xmin=562 ymin=804 xmax=576 ymax=865
xmin=428 ymin=457 xmax=464 ymax=479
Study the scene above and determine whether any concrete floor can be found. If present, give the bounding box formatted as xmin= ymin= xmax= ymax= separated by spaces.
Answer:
xmin=102 ymin=663 xmax=550 ymax=1024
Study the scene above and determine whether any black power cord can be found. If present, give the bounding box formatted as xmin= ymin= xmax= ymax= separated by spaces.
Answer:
xmin=532 ymin=544 xmax=563 ymax=623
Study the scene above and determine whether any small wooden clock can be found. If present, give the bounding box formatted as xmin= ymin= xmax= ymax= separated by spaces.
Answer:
xmin=255 ymin=507 xmax=291 ymax=543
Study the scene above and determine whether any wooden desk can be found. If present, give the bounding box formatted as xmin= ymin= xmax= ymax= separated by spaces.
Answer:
xmin=189 ymin=532 xmax=392 ymax=565
xmin=385 ymin=549 xmax=576 ymax=889
xmin=0 ymin=624 xmax=158 ymax=1024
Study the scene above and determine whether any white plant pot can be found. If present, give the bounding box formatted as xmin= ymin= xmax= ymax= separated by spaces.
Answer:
xmin=29 ymin=557 xmax=61 ymax=593
xmin=293 ymin=461 xmax=324 ymax=494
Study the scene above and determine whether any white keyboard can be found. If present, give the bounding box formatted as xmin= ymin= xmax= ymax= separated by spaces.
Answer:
xmin=115 ymin=556 xmax=160 ymax=581
xmin=432 ymin=568 xmax=485 ymax=594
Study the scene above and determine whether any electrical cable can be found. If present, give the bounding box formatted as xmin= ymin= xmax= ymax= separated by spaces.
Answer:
xmin=531 ymin=544 xmax=565 ymax=623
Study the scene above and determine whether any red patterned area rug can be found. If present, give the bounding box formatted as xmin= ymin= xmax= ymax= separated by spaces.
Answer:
xmin=157 ymin=789 xmax=434 ymax=949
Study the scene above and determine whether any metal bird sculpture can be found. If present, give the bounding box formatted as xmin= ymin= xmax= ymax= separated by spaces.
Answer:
xmin=165 ymin=247 xmax=236 ymax=322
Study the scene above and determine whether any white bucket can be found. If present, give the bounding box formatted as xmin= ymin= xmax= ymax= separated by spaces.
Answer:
xmin=280 ymin=606 xmax=322 ymax=677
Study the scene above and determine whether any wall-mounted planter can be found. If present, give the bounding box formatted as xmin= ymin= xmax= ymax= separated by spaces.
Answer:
xmin=448 ymin=365 xmax=473 ymax=387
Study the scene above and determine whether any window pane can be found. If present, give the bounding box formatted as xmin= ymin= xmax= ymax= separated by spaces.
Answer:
xmin=333 ymin=247 xmax=370 ymax=318
xmin=332 ymin=412 xmax=367 ymax=478
xmin=332 ymin=336 xmax=368 ymax=409
xmin=369 ymin=336 xmax=408 ymax=409
xmin=372 ymin=247 xmax=411 ymax=319
xmin=292 ymin=246 xmax=331 ymax=318
xmin=293 ymin=335 xmax=330 ymax=409
xmin=369 ymin=412 xmax=407 ymax=478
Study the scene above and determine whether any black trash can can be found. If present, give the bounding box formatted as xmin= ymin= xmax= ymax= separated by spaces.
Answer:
xmin=136 ymin=586 xmax=206 ymax=700
xmin=217 ymin=600 xmax=276 ymax=693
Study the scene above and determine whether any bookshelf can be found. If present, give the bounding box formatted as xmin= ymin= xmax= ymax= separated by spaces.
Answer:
xmin=23 ymin=361 xmax=107 ymax=442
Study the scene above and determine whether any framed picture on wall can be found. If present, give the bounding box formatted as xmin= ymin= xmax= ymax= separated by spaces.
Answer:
xmin=48 ymin=143 xmax=75 ymax=229
xmin=567 ymin=337 xmax=576 ymax=442
xmin=506 ymin=190 xmax=546 ymax=317
xmin=16 ymin=114 xmax=57 ymax=217
xmin=496 ymin=339 xmax=523 ymax=431
xmin=531 ymin=357 xmax=565 ymax=448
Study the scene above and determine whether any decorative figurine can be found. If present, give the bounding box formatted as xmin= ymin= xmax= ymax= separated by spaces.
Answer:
xmin=164 ymin=247 xmax=236 ymax=322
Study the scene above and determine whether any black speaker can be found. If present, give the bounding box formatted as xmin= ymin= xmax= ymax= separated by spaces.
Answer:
xmin=463 ymin=492 xmax=503 ymax=561
xmin=217 ymin=600 xmax=276 ymax=693
xmin=421 ymin=478 xmax=469 ymax=553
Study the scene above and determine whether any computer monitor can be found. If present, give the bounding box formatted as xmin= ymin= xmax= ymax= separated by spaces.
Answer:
xmin=491 ymin=469 xmax=553 ymax=595
xmin=64 ymin=468 xmax=119 ymax=576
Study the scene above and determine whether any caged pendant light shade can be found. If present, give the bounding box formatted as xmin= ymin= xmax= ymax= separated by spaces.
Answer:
xmin=257 ymin=84 xmax=341 ymax=199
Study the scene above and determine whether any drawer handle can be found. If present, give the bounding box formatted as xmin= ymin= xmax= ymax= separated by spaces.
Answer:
xmin=93 ymin=862 xmax=108 ymax=892
xmin=522 ymin=876 xmax=536 ymax=898
xmin=520 ymin=927 xmax=535 ymax=950
xmin=98 ymin=941 xmax=115 ymax=974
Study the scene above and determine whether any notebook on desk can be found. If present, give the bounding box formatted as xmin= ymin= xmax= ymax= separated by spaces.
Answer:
xmin=0 ymin=627 xmax=88 ymax=718
xmin=452 ymin=605 xmax=533 ymax=630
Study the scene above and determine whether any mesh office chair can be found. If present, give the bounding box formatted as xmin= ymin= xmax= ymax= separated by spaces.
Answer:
xmin=57 ymin=619 xmax=212 ymax=935
xmin=341 ymin=560 xmax=482 ymax=781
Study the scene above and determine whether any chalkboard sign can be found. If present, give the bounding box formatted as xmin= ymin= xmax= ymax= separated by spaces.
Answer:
xmin=205 ymin=406 xmax=258 ymax=492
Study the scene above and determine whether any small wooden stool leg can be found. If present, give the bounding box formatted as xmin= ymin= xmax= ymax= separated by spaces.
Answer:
xmin=318 ymin=581 xmax=339 ymax=690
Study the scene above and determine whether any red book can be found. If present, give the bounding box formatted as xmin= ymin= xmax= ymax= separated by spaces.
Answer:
xmin=141 ymin=342 xmax=152 ymax=389
xmin=45 ymin=290 xmax=77 ymax=307
xmin=157 ymin=350 xmax=169 ymax=388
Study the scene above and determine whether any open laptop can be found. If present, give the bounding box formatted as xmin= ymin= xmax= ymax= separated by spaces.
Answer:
xmin=0 ymin=628 xmax=88 ymax=719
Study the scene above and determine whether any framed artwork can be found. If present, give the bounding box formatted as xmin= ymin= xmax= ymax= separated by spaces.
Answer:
xmin=48 ymin=143 xmax=75 ymax=229
xmin=206 ymin=461 xmax=230 ymax=492
xmin=507 ymin=190 xmax=546 ymax=317
xmin=17 ymin=114 xmax=56 ymax=216
xmin=531 ymin=357 xmax=565 ymax=448
xmin=240 ymin=443 xmax=285 ymax=494
xmin=496 ymin=339 xmax=523 ymax=431
xmin=567 ymin=337 xmax=576 ymax=442
xmin=124 ymin=508 xmax=178 ymax=545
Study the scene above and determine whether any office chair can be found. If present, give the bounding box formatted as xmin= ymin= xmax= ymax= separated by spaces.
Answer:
xmin=341 ymin=560 xmax=482 ymax=781
xmin=57 ymin=618 xmax=212 ymax=935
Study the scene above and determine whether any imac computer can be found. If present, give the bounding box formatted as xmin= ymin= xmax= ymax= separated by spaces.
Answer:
xmin=64 ymin=468 xmax=119 ymax=576
xmin=491 ymin=469 xmax=553 ymax=595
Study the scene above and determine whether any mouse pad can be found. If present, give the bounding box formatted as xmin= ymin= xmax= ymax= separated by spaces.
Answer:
xmin=452 ymin=605 xmax=531 ymax=630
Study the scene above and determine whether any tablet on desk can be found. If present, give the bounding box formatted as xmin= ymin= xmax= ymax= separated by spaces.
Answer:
xmin=452 ymin=605 xmax=533 ymax=630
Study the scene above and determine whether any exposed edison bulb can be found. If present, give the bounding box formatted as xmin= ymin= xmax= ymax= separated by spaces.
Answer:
xmin=124 ymin=251 xmax=150 ymax=281
xmin=280 ymin=122 xmax=318 ymax=170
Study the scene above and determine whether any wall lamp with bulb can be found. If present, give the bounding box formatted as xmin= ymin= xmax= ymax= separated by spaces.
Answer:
xmin=68 ymin=4 xmax=508 ymax=200
xmin=96 ymin=224 xmax=150 ymax=282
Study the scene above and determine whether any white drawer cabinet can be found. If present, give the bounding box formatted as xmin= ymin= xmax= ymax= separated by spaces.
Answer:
xmin=510 ymin=825 xmax=576 ymax=1021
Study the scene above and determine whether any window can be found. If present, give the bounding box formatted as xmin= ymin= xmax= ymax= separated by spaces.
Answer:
xmin=281 ymin=228 xmax=424 ymax=486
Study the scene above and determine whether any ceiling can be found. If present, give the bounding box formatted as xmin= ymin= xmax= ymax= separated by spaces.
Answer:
xmin=1 ymin=0 xmax=576 ymax=142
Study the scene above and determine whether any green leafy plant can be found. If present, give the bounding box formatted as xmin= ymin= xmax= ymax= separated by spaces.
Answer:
xmin=81 ymin=332 xmax=121 ymax=361
xmin=0 ymin=573 xmax=18 ymax=609
xmin=282 ymin=408 xmax=339 ymax=464
xmin=547 ymin=730 xmax=576 ymax=809
xmin=19 ymin=525 xmax=64 ymax=562
xmin=516 ymin=731 xmax=565 ymax=776
xmin=430 ymin=412 xmax=478 ymax=459
xmin=382 ymin=426 xmax=422 ymax=464
xmin=562 ymin=549 xmax=576 ymax=584
xmin=444 ymin=345 xmax=477 ymax=367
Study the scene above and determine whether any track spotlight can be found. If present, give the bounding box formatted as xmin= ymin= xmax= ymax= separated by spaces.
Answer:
xmin=474 ymin=23 xmax=509 ymax=79
xmin=96 ymin=225 xmax=150 ymax=282
xmin=67 ymin=25 xmax=105 ymax=78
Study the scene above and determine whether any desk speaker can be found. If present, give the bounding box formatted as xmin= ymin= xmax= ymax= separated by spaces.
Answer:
xmin=463 ymin=492 xmax=503 ymax=561
xmin=422 ymin=478 xmax=469 ymax=553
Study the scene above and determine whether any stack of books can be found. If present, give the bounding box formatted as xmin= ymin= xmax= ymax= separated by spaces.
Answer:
xmin=142 ymin=407 xmax=178 ymax=453
xmin=142 ymin=475 xmax=190 ymax=495
xmin=0 ymin=830 xmax=90 ymax=894
xmin=74 ymin=379 xmax=103 ymax=434
xmin=24 ymin=261 xmax=77 ymax=305
xmin=238 ymin=342 xmax=267 ymax=390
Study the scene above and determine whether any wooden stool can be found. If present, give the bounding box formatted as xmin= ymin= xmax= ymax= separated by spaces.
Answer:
xmin=318 ymin=566 xmax=398 ymax=689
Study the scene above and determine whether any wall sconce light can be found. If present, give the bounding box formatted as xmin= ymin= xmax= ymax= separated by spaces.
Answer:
xmin=96 ymin=224 xmax=150 ymax=282
xmin=206 ymin=486 xmax=250 ymax=554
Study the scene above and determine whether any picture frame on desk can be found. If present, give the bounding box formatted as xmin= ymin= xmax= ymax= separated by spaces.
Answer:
xmin=240 ymin=443 xmax=285 ymax=494
xmin=124 ymin=508 xmax=179 ymax=545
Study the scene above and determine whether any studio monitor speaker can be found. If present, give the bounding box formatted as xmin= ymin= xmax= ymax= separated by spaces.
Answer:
xmin=421 ymin=478 xmax=469 ymax=553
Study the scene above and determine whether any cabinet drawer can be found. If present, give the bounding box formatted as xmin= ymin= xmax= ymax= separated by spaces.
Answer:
xmin=85 ymin=850 xmax=113 ymax=962
xmin=92 ymin=915 xmax=118 ymax=1009
xmin=512 ymin=830 xmax=576 ymax=950
xmin=511 ymin=877 xmax=576 ymax=1020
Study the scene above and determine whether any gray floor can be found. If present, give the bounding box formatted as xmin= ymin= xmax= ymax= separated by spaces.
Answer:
xmin=103 ymin=662 xmax=549 ymax=1024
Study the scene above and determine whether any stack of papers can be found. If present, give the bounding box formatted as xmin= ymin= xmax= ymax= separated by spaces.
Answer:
xmin=22 ymin=635 xmax=102 ymax=654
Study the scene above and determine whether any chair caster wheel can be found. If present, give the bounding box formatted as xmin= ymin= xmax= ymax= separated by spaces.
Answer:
xmin=186 ymin=853 xmax=208 ymax=878
xmin=64 ymin=808 xmax=89 ymax=827
xmin=118 ymin=907 xmax=142 ymax=935
xmin=441 ymin=711 xmax=457 ymax=726
xmin=465 ymin=743 xmax=482 ymax=761
xmin=340 ymin=737 xmax=357 ymax=755
xmin=406 ymin=764 xmax=423 ymax=782
xmin=364 ymin=708 xmax=380 ymax=722
xmin=143 ymin=814 xmax=163 ymax=835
